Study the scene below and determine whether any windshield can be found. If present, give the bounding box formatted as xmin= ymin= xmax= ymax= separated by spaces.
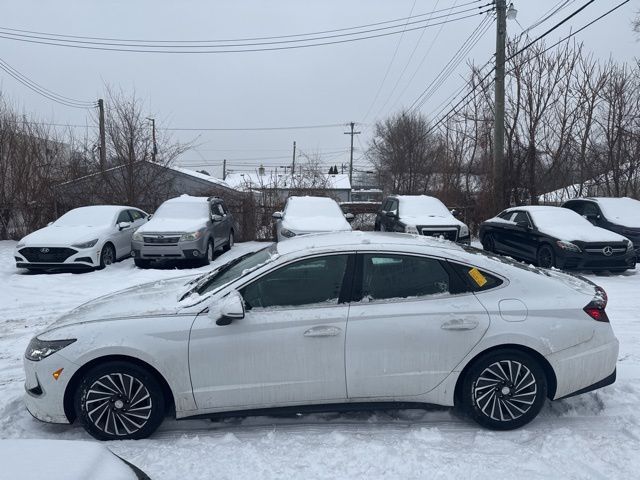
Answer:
xmin=155 ymin=201 xmax=209 ymax=220
xmin=596 ymin=198 xmax=640 ymax=228
xmin=190 ymin=245 xmax=278 ymax=298
xmin=530 ymin=208 xmax=591 ymax=230
xmin=55 ymin=207 xmax=115 ymax=227
xmin=399 ymin=196 xmax=451 ymax=217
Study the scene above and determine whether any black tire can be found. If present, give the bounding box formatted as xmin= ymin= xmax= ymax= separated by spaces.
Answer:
xmin=134 ymin=258 xmax=152 ymax=269
xmin=98 ymin=243 xmax=116 ymax=270
xmin=74 ymin=361 xmax=165 ymax=440
xmin=537 ymin=244 xmax=555 ymax=269
xmin=201 ymin=240 xmax=214 ymax=266
xmin=374 ymin=222 xmax=380 ymax=231
xmin=461 ymin=349 xmax=547 ymax=430
xmin=482 ymin=234 xmax=495 ymax=253
xmin=223 ymin=231 xmax=234 ymax=252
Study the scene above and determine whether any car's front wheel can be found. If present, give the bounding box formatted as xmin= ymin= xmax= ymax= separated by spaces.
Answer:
xmin=98 ymin=243 xmax=115 ymax=269
xmin=74 ymin=361 xmax=165 ymax=440
xmin=461 ymin=349 xmax=547 ymax=430
xmin=537 ymin=244 xmax=555 ymax=268
xmin=482 ymin=234 xmax=495 ymax=253
xmin=200 ymin=240 xmax=214 ymax=266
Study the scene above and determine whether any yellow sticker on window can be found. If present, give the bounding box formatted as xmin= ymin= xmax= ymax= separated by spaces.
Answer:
xmin=468 ymin=267 xmax=488 ymax=287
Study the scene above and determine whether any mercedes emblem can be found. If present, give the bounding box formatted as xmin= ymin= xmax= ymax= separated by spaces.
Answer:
xmin=602 ymin=246 xmax=613 ymax=256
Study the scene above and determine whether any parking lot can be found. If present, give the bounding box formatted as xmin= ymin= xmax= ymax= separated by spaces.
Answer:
xmin=1 ymin=239 xmax=640 ymax=479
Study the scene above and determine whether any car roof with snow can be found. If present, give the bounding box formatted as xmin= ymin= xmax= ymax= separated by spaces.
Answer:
xmin=163 ymin=194 xmax=211 ymax=204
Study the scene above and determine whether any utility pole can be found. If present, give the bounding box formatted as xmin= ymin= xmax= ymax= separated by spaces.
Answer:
xmin=291 ymin=141 xmax=296 ymax=178
xmin=344 ymin=122 xmax=361 ymax=187
xmin=147 ymin=117 xmax=157 ymax=163
xmin=98 ymin=98 xmax=106 ymax=171
xmin=222 ymin=158 xmax=227 ymax=180
xmin=493 ymin=0 xmax=507 ymax=212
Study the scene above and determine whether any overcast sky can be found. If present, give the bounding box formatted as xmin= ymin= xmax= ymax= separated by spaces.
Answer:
xmin=1 ymin=0 xmax=638 ymax=179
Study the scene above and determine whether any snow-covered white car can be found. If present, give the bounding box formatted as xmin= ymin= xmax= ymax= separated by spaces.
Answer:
xmin=375 ymin=195 xmax=470 ymax=243
xmin=14 ymin=206 xmax=149 ymax=271
xmin=23 ymin=232 xmax=618 ymax=440
xmin=272 ymin=196 xmax=353 ymax=241
xmin=0 ymin=439 xmax=149 ymax=480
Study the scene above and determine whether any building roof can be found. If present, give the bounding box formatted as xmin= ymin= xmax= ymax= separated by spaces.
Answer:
xmin=224 ymin=172 xmax=351 ymax=191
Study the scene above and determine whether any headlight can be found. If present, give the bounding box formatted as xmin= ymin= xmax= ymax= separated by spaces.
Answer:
xmin=280 ymin=228 xmax=296 ymax=238
xmin=404 ymin=225 xmax=419 ymax=235
xmin=71 ymin=238 xmax=98 ymax=248
xmin=132 ymin=232 xmax=144 ymax=242
xmin=180 ymin=230 xmax=204 ymax=242
xmin=459 ymin=225 xmax=470 ymax=238
xmin=25 ymin=337 xmax=76 ymax=362
xmin=556 ymin=240 xmax=581 ymax=252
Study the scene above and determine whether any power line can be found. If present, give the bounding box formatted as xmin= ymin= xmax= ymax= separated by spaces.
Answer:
xmin=0 ymin=9 xmax=494 ymax=54
xmin=163 ymin=123 xmax=355 ymax=131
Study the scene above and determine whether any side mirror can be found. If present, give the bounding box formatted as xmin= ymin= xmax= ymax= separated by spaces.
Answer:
xmin=386 ymin=211 xmax=397 ymax=218
xmin=118 ymin=221 xmax=132 ymax=230
xmin=344 ymin=213 xmax=355 ymax=222
xmin=213 ymin=291 xmax=245 ymax=326
xmin=272 ymin=211 xmax=283 ymax=220
xmin=147 ymin=214 xmax=153 ymax=220
xmin=211 ymin=214 xmax=223 ymax=222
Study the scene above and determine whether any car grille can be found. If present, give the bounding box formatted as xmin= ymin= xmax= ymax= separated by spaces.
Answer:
xmin=143 ymin=235 xmax=181 ymax=244
xmin=19 ymin=247 xmax=77 ymax=263
xmin=419 ymin=227 xmax=458 ymax=241
xmin=583 ymin=243 xmax=627 ymax=256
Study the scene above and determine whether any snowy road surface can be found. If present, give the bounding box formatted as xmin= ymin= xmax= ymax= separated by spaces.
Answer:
xmin=1 ymin=240 xmax=639 ymax=479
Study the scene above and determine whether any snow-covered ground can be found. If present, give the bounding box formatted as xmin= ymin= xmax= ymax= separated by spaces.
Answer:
xmin=1 ymin=239 xmax=639 ymax=479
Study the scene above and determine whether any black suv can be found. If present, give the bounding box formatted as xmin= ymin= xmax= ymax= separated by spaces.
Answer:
xmin=374 ymin=195 xmax=470 ymax=243
xmin=562 ymin=197 xmax=640 ymax=254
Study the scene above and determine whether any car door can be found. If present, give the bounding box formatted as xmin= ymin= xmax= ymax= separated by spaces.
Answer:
xmin=188 ymin=254 xmax=353 ymax=410
xmin=507 ymin=211 xmax=537 ymax=261
xmin=345 ymin=253 xmax=490 ymax=398
xmin=383 ymin=199 xmax=399 ymax=232
xmin=489 ymin=212 xmax=515 ymax=254
xmin=111 ymin=210 xmax=134 ymax=258
xmin=210 ymin=202 xmax=227 ymax=246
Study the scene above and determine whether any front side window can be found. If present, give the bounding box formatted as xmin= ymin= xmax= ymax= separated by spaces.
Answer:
xmin=241 ymin=255 xmax=349 ymax=309
xmin=212 ymin=203 xmax=225 ymax=216
xmin=116 ymin=210 xmax=132 ymax=224
xmin=129 ymin=209 xmax=144 ymax=221
xmin=388 ymin=200 xmax=399 ymax=214
xmin=582 ymin=202 xmax=600 ymax=217
xmin=359 ymin=254 xmax=450 ymax=301
xmin=511 ymin=211 xmax=532 ymax=228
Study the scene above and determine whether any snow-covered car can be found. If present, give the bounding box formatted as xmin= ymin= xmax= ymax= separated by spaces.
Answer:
xmin=480 ymin=206 xmax=636 ymax=272
xmin=562 ymin=197 xmax=640 ymax=254
xmin=24 ymin=231 xmax=618 ymax=440
xmin=14 ymin=206 xmax=149 ymax=271
xmin=272 ymin=196 xmax=353 ymax=241
xmin=375 ymin=195 xmax=470 ymax=243
xmin=0 ymin=439 xmax=149 ymax=480
xmin=131 ymin=195 xmax=234 ymax=268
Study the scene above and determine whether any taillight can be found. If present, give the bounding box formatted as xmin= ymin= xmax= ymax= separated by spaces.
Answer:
xmin=584 ymin=286 xmax=609 ymax=322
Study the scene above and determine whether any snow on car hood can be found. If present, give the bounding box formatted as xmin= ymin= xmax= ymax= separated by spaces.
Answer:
xmin=282 ymin=216 xmax=351 ymax=233
xmin=400 ymin=214 xmax=465 ymax=228
xmin=136 ymin=217 xmax=208 ymax=234
xmin=47 ymin=276 xmax=195 ymax=328
xmin=539 ymin=224 xmax=628 ymax=243
xmin=20 ymin=225 xmax=110 ymax=246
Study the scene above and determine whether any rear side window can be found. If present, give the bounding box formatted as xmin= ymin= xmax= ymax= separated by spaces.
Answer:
xmin=359 ymin=254 xmax=450 ymax=301
xmin=448 ymin=262 xmax=504 ymax=292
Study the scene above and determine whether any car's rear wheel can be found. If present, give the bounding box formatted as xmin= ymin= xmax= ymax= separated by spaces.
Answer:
xmin=537 ymin=244 xmax=555 ymax=268
xmin=98 ymin=243 xmax=115 ymax=269
xmin=461 ymin=350 xmax=547 ymax=430
xmin=134 ymin=259 xmax=151 ymax=269
xmin=482 ymin=234 xmax=495 ymax=253
xmin=74 ymin=361 xmax=165 ymax=440
xmin=223 ymin=231 xmax=234 ymax=252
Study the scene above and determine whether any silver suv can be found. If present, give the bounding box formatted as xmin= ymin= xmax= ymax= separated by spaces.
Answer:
xmin=131 ymin=195 xmax=234 ymax=268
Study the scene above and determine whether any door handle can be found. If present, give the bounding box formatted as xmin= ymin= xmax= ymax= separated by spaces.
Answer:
xmin=441 ymin=319 xmax=479 ymax=331
xmin=303 ymin=326 xmax=342 ymax=337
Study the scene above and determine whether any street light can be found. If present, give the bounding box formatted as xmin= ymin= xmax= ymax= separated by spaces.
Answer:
xmin=507 ymin=3 xmax=518 ymax=20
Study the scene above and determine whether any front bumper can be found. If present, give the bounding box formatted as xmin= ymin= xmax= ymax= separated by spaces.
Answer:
xmin=15 ymin=245 xmax=99 ymax=270
xmin=556 ymin=249 xmax=636 ymax=271
xmin=132 ymin=237 xmax=207 ymax=260
xmin=23 ymin=354 xmax=80 ymax=424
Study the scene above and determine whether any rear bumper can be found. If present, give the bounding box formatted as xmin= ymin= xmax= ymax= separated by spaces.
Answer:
xmin=556 ymin=368 xmax=616 ymax=400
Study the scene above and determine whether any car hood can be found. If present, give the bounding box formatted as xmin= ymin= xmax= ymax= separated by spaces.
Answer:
xmin=400 ymin=214 xmax=465 ymax=228
xmin=47 ymin=276 xmax=197 ymax=329
xmin=136 ymin=217 xmax=208 ymax=234
xmin=540 ymin=225 xmax=628 ymax=243
xmin=20 ymin=225 xmax=110 ymax=247
xmin=282 ymin=216 xmax=351 ymax=233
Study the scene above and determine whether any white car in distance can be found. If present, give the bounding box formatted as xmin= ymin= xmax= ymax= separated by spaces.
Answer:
xmin=272 ymin=196 xmax=353 ymax=241
xmin=14 ymin=205 xmax=148 ymax=271
xmin=23 ymin=232 xmax=618 ymax=440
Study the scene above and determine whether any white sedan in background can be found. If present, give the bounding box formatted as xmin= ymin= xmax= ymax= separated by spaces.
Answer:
xmin=14 ymin=205 xmax=148 ymax=271
xmin=272 ymin=196 xmax=353 ymax=241
xmin=23 ymin=232 xmax=617 ymax=440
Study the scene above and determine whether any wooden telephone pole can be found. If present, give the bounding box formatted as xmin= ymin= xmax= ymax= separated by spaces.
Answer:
xmin=98 ymin=99 xmax=106 ymax=171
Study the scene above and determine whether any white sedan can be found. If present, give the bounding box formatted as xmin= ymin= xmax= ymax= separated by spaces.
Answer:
xmin=272 ymin=196 xmax=353 ymax=241
xmin=23 ymin=232 xmax=618 ymax=440
xmin=14 ymin=205 xmax=149 ymax=271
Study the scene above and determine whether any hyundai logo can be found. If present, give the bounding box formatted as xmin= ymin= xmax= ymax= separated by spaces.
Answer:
xmin=602 ymin=246 xmax=613 ymax=256
xmin=40 ymin=247 xmax=50 ymax=253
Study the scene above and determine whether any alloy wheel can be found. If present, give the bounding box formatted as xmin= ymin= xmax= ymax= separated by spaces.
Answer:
xmin=101 ymin=245 xmax=115 ymax=266
xmin=84 ymin=373 xmax=153 ymax=437
xmin=472 ymin=360 xmax=537 ymax=422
